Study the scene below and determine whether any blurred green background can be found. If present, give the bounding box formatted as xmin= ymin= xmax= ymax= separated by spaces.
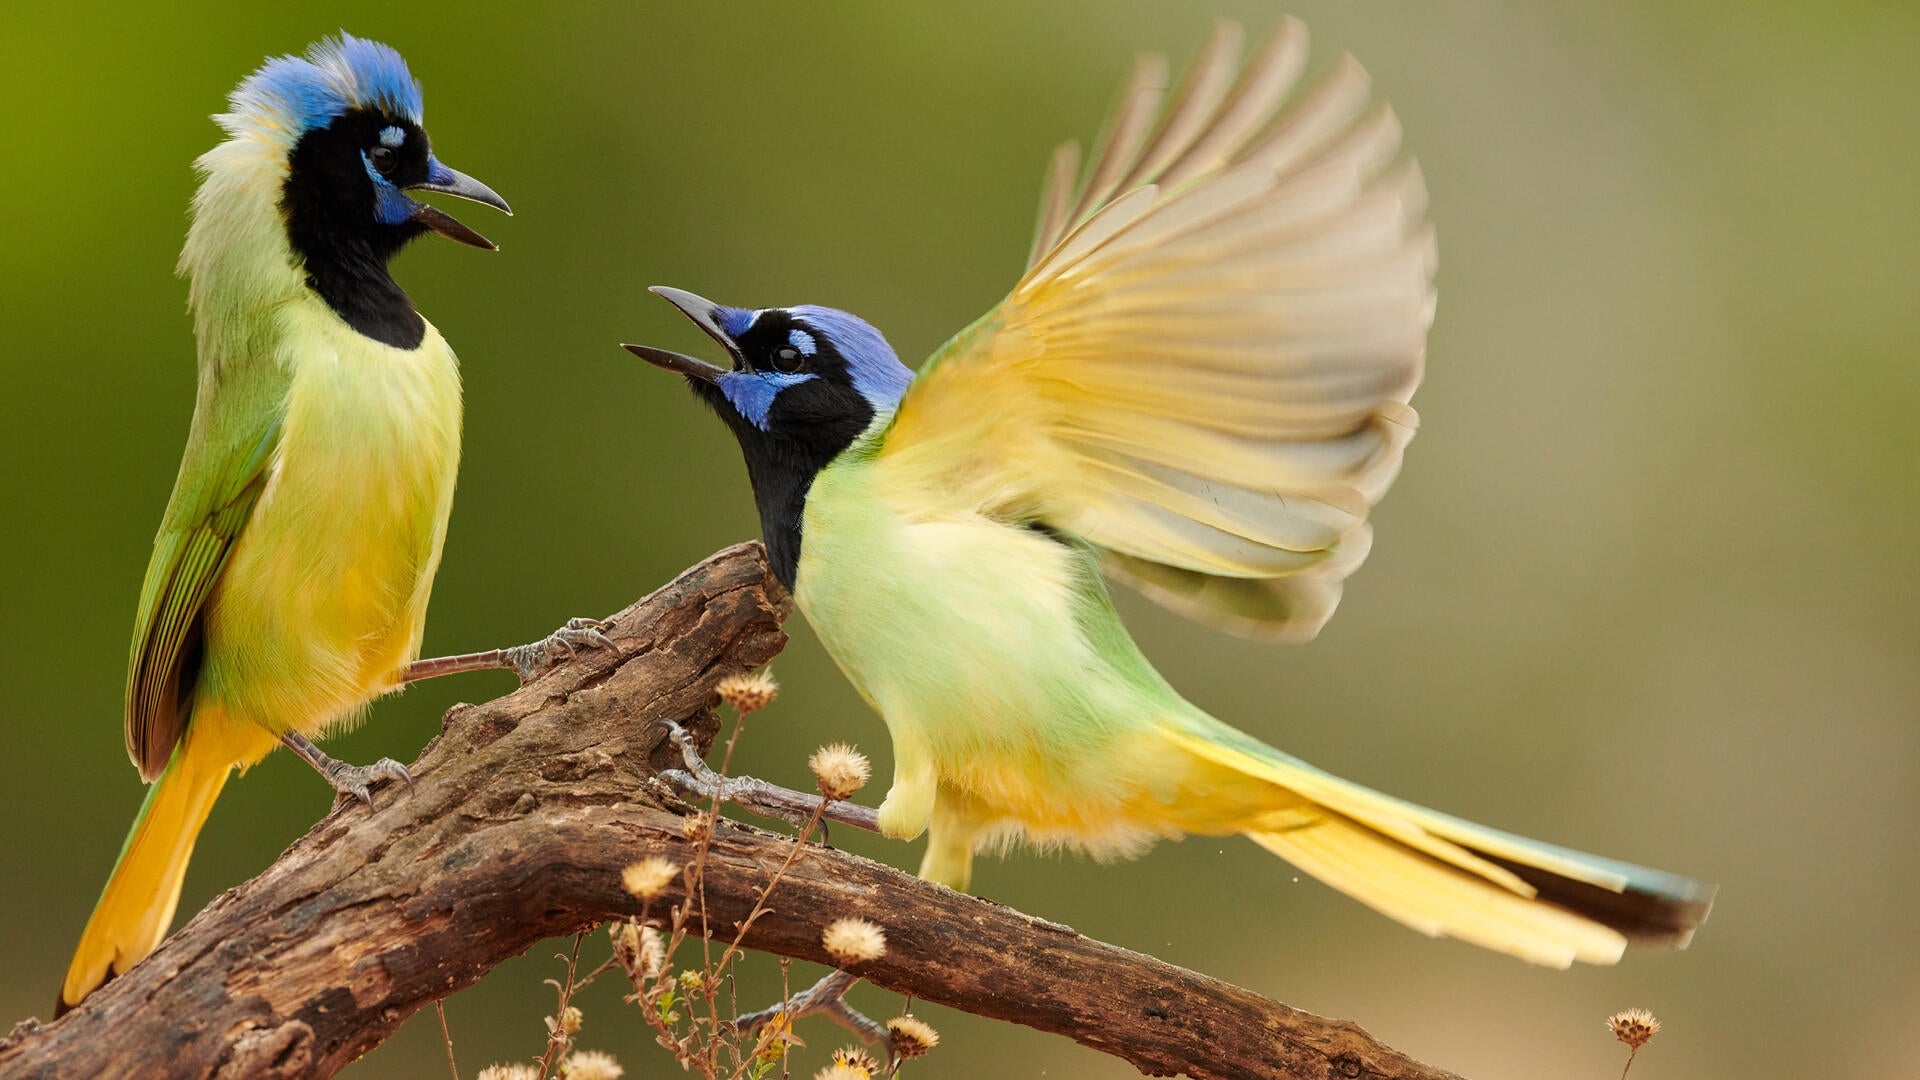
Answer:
xmin=4 ymin=2 xmax=1916 ymax=1077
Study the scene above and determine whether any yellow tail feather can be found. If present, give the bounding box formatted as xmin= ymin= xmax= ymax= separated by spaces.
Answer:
xmin=1165 ymin=725 xmax=1712 ymax=967
xmin=59 ymin=734 xmax=232 ymax=1012
xmin=1247 ymin=818 xmax=1627 ymax=968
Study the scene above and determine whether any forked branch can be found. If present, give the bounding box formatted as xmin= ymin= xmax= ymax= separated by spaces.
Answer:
xmin=0 ymin=543 xmax=1462 ymax=1080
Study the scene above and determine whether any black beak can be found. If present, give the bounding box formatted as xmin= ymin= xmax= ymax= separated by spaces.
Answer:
xmin=619 ymin=286 xmax=736 ymax=385
xmin=407 ymin=159 xmax=511 ymax=250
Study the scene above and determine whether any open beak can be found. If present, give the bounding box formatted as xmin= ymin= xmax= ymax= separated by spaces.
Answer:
xmin=619 ymin=286 xmax=737 ymax=385
xmin=407 ymin=157 xmax=512 ymax=250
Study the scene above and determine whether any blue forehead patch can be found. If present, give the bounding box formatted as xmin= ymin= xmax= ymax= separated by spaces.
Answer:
xmin=719 ymin=370 xmax=817 ymax=431
xmin=714 ymin=306 xmax=757 ymax=339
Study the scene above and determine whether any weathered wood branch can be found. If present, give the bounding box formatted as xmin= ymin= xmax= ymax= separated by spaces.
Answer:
xmin=0 ymin=543 xmax=1463 ymax=1080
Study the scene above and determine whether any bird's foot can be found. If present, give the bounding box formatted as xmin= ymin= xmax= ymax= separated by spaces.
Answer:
xmin=733 ymin=970 xmax=890 ymax=1050
xmin=405 ymin=617 xmax=616 ymax=684
xmin=281 ymin=733 xmax=414 ymax=809
xmin=501 ymin=617 xmax=616 ymax=681
xmin=657 ymin=721 xmax=825 ymax=831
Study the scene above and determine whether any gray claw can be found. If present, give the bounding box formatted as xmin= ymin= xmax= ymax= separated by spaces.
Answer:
xmin=325 ymin=757 xmax=412 ymax=808
xmin=656 ymin=721 xmax=819 ymax=830
xmin=504 ymin=617 xmax=616 ymax=680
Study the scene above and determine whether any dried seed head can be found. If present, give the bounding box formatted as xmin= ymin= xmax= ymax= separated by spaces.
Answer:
xmin=637 ymin=926 xmax=666 ymax=980
xmin=808 ymin=743 xmax=872 ymax=800
xmin=680 ymin=810 xmax=714 ymax=838
xmin=609 ymin=919 xmax=641 ymax=958
xmin=607 ymin=921 xmax=641 ymax=971
xmin=716 ymin=668 xmax=779 ymax=714
xmin=547 ymin=1005 xmax=584 ymax=1035
xmin=562 ymin=1049 xmax=625 ymax=1080
xmin=677 ymin=968 xmax=708 ymax=992
xmin=1607 ymin=1008 xmax=1661 ymax=1050
xmin=830 ymin=1047 xmax=881 ymax=1072
xmin=813 ymin=1065 xmax=870 ymax=1080
xmin=477 ymin=1066 xmax=542 ymax=1080
xmin=821 ymin=917 xmax=887 ymax=964
xmin=609 ymin=921 xmax=665 ymax=981
xmin=886 ymin=1015 xmax=939 ymax=1058
xmin=621 ymin=857 xmax=679 ymax=900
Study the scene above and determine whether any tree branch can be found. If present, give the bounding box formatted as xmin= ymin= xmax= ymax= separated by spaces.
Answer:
xmin=0 ymin=543 xmax=1463 ymax=1080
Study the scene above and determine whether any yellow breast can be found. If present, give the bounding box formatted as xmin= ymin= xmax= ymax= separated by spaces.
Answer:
xmin=203 ymin=299 xmax=463 ymax=735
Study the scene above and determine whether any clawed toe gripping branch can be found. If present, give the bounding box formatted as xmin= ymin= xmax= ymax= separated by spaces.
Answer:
xmin=0 ymin=544 xmax=1464 ymax=1080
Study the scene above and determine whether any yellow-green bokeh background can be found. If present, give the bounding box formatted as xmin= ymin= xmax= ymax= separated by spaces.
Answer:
xmin=3 ymin=2 xmax=1915 ymax=1077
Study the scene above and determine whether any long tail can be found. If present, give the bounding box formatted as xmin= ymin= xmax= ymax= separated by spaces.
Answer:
xmin=58 ymin=736 xmax=231 ymax=1013
xmin=1165 ymin=721 xmax=1716 ymax=968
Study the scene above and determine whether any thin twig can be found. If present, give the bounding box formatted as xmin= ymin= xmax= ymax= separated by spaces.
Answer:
xmin=536 ymin=933 xmax=587 ymax=1080
xmin=435 ymin=1000 xmax=459 ymax=1080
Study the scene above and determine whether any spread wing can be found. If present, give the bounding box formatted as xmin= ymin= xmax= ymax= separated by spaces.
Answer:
xmin=125 ymin=386 xmax=284 ymax=781
xmin=879 ymin=19 xmax=1433 ymax=641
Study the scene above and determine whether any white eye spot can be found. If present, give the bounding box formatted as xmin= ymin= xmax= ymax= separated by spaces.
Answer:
xmin=788 ymin=328 xmax=817 ymax=357
xmin=378 ymin=126 xmax=406 ymax=148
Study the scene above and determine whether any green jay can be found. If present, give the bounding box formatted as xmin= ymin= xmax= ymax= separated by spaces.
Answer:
xmin=623 ymin=18 xmax=1713 ymax=1041
xmin=59 ymin=35 xmax=602 ymax=1014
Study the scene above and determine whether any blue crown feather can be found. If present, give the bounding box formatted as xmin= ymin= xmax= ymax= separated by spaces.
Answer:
xmin=222 ymin=33 xmax=423 ymax=139
xmin=791 ymin=306 xmax=913 ymax=412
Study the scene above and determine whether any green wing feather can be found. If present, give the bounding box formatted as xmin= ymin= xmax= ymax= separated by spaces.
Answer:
xmin=125 ymin=395 xmax=284 ymax=782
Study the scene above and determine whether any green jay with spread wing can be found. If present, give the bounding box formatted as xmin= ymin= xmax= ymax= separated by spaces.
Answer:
xmin=58 ymin=35 xmax=601 ymax=1014
xmin=623 ymin=18 xmax=1713 ymax=1038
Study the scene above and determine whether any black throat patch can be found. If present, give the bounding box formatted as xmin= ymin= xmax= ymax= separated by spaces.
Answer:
xmin=692 ymin=377 xmax=875 ymax=590
xmin=281 ymin=110 xmax=430 ymax=349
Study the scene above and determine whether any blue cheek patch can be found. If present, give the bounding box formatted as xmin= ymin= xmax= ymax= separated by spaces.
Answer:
xmin=363 ymin=153 xmax=416 ymax=225
xmin=719 ymin=371 xmax=818 ymax=431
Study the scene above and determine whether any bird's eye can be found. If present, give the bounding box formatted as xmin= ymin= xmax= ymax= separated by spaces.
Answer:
xmin=369 ymin=146 xmax=397 ymax=176
xmin=771 ymin=346 xmax=803 ymax=373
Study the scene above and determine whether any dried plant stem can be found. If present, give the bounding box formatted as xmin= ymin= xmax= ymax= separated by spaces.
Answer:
xmin=537 ymin=933 xmax=588 ymax=1080
xmin=1620 ymin=1049 xmax=1639 ymax=1080
xmin=434 ymin=1001 xmax=458 ymax=1080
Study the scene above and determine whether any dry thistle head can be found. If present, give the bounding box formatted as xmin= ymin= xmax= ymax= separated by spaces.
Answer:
xmin=561 ymin=1049 xmax=625 ymax=1080
xmin=886 ymin=1015 xmax=939 ymax=1059
xmin=1607 ymin=1008 xmax=1661 ymax=1050
xmin=830 ymin=1047 xmax=881 ymax=1072
xmin=621 ymin=856 xmax=679 ymax=901
xmin=677 ymin=967 xmax=708 ymax=992
xmin=608 ymin=920 xmax=641 ymax=969
xmin=808 ymin=743 xmax=871 ymax=800
xmin=680 ymin=810 xmax=715 ymax=838
xmin=813 ymin=1064 xmax=871 ymax=1080
xmin=821 ymin=917 xmax=887 ymax=964
xmin=716 ymin=668 xmax=779 ymax=714
xmin=477 ymin=1065 xmax=542 ymax=1080
xmin=547 ymin=1004 xmax=584 ymax=1036
xmin=637 ymin=926 xmax=666 ymax=980
xmin=609 ymin=921 xmax=666 ymax=982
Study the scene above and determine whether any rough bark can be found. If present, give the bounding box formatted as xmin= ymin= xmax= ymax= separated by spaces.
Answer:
xmin=0 ymin=543 xmax=1462 ymax=1080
